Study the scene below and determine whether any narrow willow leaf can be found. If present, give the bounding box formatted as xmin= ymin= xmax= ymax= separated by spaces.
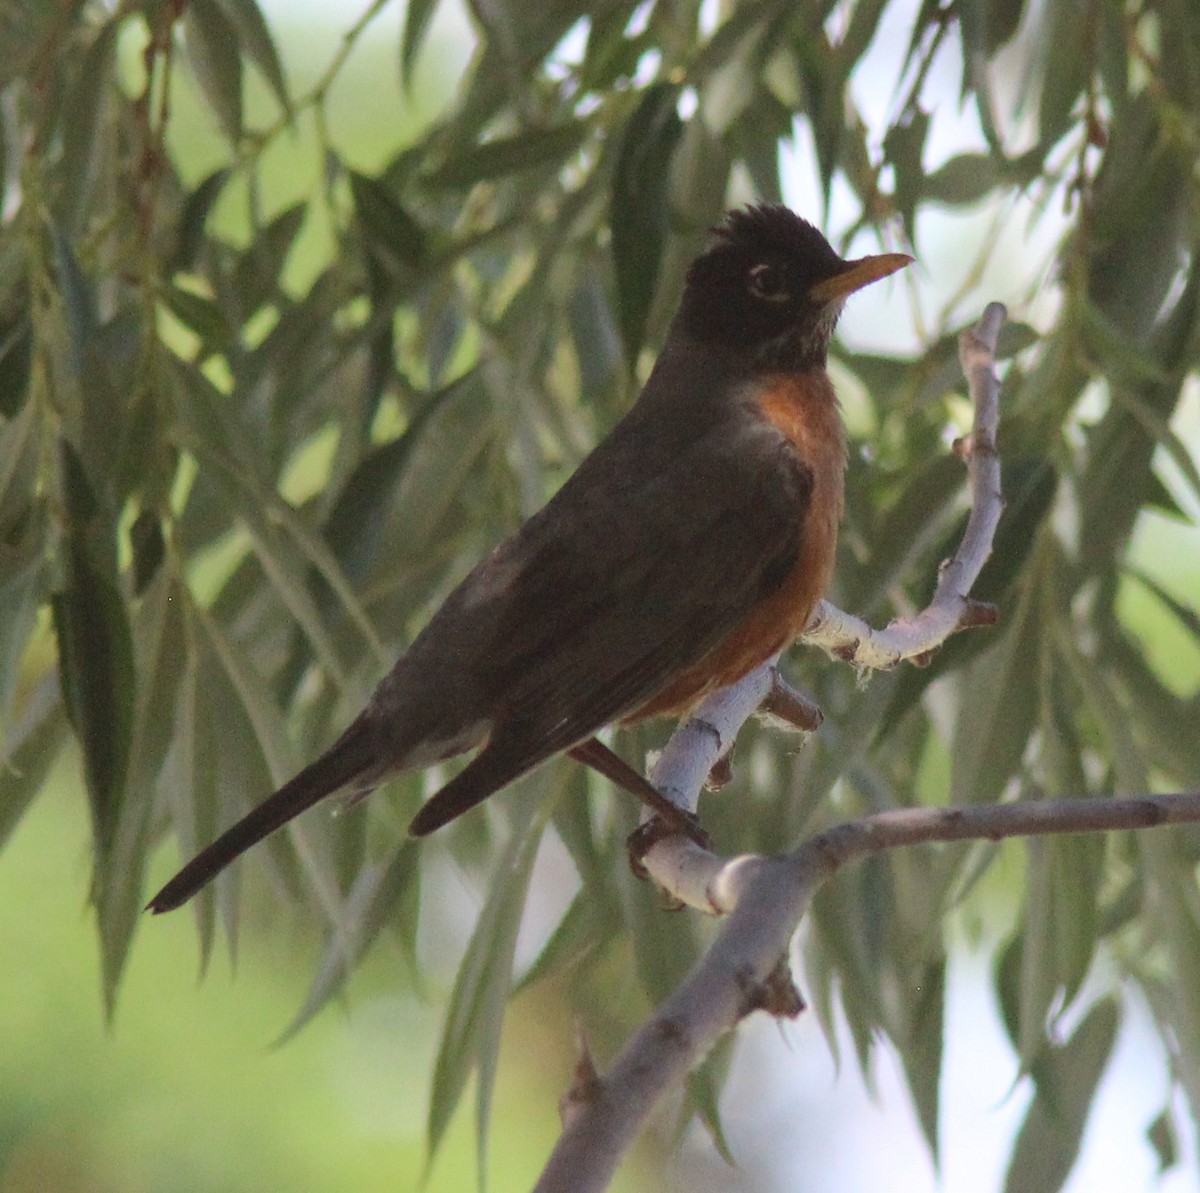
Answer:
xmin=159 ymin=283 xmax=237 ymax=352
xmin=883 ymin=108 xmax=930 ymax=243
xmin=1003 ymin=999 xmax=1120 ymax=1193
xmin=95 ymin=572 xmax=189 ymax=1013
xmin=427 ymin=784 xmax=552 ymax=1173
xmin=232 ymin=202 xmax=307 ymax=315
xmin=687 ymin=1035 xmax=737 ymax=1167
xmin=171 ymin=169 xmax=230 ymax=272
xmin=400 ymin=0 xmax=439 ymax=83
xmin=195 ymin=606 xmax=296 ymax=784
xmin=924 ymin=153 xmax=1000 ymax=206
xmin=0 ymin=538 xmax=46 ymax=736
xmin=0 ymin=315 xmax=32 ymax=420
xmin=513 ymin=883 xmax=611 ymax=994
xmin=901 ymin=956 xmax=945 ymax=1160
xmin=318 ymin=383 xmax=459 ymax=595
xmin=349 ymin=170 xmax=428 ymax=277
xmin=1057 ymin=622 xmax=1148 ymax=792
xmin=1036 ymin=0 xmax=1089 ymax=151
xmin=949 ymin=580 xmax=1040 ymax=804
xmin=610 ymin=84 xmax=682 ymax=365
xmin=0 ymin=678 xmax=68 ymax=851
xmin=1107 ymin=384 xmax=1200 ymax=508
xmin=58 ymin=18 xmax=118 ymax=232
xmin=959 ymin=0 xmax=1025 ymax=54
xmin=183 ymin=0 xmax=244 ymax=144
xmin=170 ymin=359 xmax=384 ymax=665
xmin=158 ymin=620 xmax=220 ymax=964
xmin=1015 ymin=835 xmax=1101 ymax=1069
xmin=1147 ymin=1108 xmax=1178 ymax=1173
xmin=280 ymin=837 xmax=422 ymax=1041
xmin=212 ymin=0 xmax=291 ymax=116
xmin=52 ymin=440 xmax=135 ymax=865
xmin=1139 ymin=835 xmax=1200 ymax=1124
xmin=425 ymin=121 xmax=590 ymax=190
xmin=1104 ymin=624 xmax=1200 ymax=785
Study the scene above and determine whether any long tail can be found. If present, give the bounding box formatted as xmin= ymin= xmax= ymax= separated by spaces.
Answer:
xmin=147 ymin=717 xmax=377 ymax=914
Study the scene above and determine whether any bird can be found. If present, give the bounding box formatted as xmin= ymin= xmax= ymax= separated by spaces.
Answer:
xmin=147 ymin=204 xmax=911 ymax=914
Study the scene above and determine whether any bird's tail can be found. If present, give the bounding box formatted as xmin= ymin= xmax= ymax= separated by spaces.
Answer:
xmin=146 ymin=716 xmax=377 ymax=914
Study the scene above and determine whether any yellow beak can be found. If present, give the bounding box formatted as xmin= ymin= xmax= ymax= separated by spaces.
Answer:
xmin=809 ymin=252 xmax=913 ymax=304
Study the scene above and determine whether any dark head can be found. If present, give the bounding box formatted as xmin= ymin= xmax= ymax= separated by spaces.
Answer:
xmin=674 ymin=205 xmax=912 ymax=370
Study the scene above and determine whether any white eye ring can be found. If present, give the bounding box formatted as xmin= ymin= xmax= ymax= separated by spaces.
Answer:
xmin=748 ymin=263 xmax=789 ymax=302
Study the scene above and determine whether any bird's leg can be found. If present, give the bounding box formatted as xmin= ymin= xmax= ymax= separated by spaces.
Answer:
xmin=567 ymin=737 xmax=710 ymax=849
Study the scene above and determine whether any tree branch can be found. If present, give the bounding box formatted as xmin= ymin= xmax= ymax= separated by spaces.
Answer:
xmin=535 ymin=789 xmax=1200 ymax=1193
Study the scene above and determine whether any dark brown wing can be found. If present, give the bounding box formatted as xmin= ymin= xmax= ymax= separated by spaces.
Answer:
xmin=407 ymin=407 xmax=814 ymax=835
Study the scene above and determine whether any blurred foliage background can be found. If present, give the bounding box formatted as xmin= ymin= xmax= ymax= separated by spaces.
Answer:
xmin=1 ymin=0 xmax=1199 ymax=1189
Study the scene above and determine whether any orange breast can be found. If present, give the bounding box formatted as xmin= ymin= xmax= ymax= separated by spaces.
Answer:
xmin=634 ymin=372 xmax=845 ymax=720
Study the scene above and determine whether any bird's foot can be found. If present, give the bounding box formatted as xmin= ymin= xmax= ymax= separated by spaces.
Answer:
xmin=626 ymin=810 xmax=713 ymax=884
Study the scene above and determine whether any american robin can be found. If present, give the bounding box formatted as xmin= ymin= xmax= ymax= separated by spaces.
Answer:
xmin=148 ymin=204 xmax=911 ymax=914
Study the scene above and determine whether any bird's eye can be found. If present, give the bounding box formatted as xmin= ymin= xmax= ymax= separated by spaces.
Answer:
xmin=748 ymin=263 xmax=789 ymax=302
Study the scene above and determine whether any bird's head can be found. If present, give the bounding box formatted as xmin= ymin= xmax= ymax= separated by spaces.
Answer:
xmin=676 ymin=205 xmax=912 ymax=370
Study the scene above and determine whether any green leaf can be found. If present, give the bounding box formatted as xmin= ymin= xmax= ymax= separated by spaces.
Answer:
xmin=610 ymin=84 xmax=682 ymax=366
xmin=425 ymin=121 xmax=590 ymax=190
xmin=400 ymin=0 xmax=439 ymax=83
xmin=0 ymin=0 xmax=58 ymax=90
xmin=156 ymin=620 xmax=220 ymax=964
xmin=0 ymin=395 xmax=38 ymax=537
xmin=129 ymin=510 xmax=165 ymax=596
xmin=924 ymin=153 xmax=1000 ymax=206
xmin=1036 ymin=0 xmax=1088 ymax=151
xmin=1139 ymin=840 xmax=1200 ymax=1126
xmin=427 ymin=781 xmax=553 ymax=1177
xmin=1015 ymin=833 xmax=1102 ymax=1067
xmin=169 ymin=360 xmax=384 ymax=668
xmin=959 ymin=0 xmax=1025 ymax=54
xmin=184 ymin=0 xmax=245 ymax=144
xmin=58 ymin=18 xmax=118 ymax=232
xmin=1107 ymin=384 xmax=1200 ymax=509
xmin=172 ymin=169 xmax=230 ymax=272
xmin=52 ymin=439 xmax=135 ymax=867
xmin=0 ymin=315 xmax=32 ymax=420
xmin=212 ymin=0 xmax=291 ymax=116
xmin=0 ymin=527 xmax=49 ymax=739
xmin=514 ymin=882 xmax=612 ymax=993
xmin=232 ymin=202 xmax=308 ymax=314
xmin=883 ymin=107 xmax=930 ymax=243
xmin=1003 ymin=999 xmax=1120 ymax=1193
xmin=1146 ymin=1108 xmax=1178 ymax=1173
xmin=686 ymin=1035 xmax=737 ymax=1167
xmin=0 ymin=678 xmax=68 ymax=852
xmin=159 ymin=282 xmax=237 ymax=352
xmin=949 ymin=578 xmax=1040 ymax=804
xmin=349 ymin=171 xmax=428 ymax=277
xmin=94 ymin=572 xmax=189 ymax=1013
xmin=900 ymin=956 xmax=945 ymax=1159
xmin=281 ymin=837 xmax=422 ymax=1040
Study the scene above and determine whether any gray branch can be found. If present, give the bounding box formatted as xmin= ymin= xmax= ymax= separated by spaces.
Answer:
xmin=535 ymin=789 xmax=1200 ymax=1193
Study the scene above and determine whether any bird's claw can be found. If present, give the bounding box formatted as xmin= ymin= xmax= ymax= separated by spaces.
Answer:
xmin=626 ymin=810 xmax=713 ymax=883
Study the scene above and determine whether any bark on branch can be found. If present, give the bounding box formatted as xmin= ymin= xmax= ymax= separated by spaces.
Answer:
xmin=535 ymin=789 xmax=1200 ymax=1193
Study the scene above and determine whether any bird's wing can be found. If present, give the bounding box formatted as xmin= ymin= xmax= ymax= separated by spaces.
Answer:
xmin=408 ymin=409 xmax=815 ymax=834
